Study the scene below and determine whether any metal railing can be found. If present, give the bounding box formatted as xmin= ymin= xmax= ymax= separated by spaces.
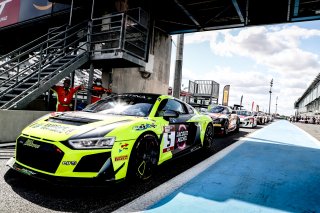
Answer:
xmin=91 ymin=7 xmax=149 ymax=60
xmin=0 ymin=8 xmax=150 ymax=109
xmin=0 ymin=21 xmax=90 ymax=109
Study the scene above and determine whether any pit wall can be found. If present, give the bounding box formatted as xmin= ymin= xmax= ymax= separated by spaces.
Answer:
xmin=0 ymin=110 xmax=50 ymax=143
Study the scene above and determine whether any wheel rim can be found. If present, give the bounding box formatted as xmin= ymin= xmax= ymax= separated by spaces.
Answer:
xmin=134 ymin=136 xmax=158 ymax=180
xmin=204 ymin=124 xmax=214 ymax=147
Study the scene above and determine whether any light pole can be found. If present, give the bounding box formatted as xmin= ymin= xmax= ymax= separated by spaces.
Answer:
xmin=173 ymin=34 xmax=184 ymax=99
xmin=275 ymin=96 xmax=278 ymax=115
xmin=268 ymin=78 xmax=273 ymax=115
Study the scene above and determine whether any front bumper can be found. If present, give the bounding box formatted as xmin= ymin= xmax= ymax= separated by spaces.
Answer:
xmin=8 ymin=135 xmax=125 ymax=184
xmin=6 ymin=157 xmax=122 ymax=186
xmin=240 ymin=120 xmax=255 ymax=128
xmin=212 ymin=123 xmax=225 ymax=134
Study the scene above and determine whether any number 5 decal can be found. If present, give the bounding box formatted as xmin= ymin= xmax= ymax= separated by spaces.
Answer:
xmin=163 ymin=125 xmax=175 ymax=153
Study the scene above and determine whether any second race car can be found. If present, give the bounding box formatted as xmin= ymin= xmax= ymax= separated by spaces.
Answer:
xmin=206 ymin=105 xmax=240 ymax=136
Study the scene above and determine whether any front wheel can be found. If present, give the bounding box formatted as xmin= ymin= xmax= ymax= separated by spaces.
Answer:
xmin=128 ymin=134 xmax=159 ymax=182
xmin=223 ymin=121 xmax=229 ymax=136
xmin=235 ymin=119 xmax=240 ymax=133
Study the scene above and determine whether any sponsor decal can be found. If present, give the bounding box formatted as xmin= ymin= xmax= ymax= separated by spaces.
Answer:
xmin=118 ymin=143 xmax=129 ymax=153
xmin=24 ymin=139 xmax=40 ymax=148
xmin=29 ymin=123 xmax=75 ymax=134
xmin=163 ymin=125 xmax=175 ymax=153
xmin=115 ymin=155 xmax=128 ymax=161
xmin=62 ymin=161 xmax=77 ymax=166
xmin=16 ymin=167 xmax=36 ymax=176
xmin=176 ymin=124 xmax=188 ymax=150
xmin=133 ymin=123 xmax=156 ymax=131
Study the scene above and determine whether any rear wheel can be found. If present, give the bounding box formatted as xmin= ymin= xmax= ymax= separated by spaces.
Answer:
xmin=203 ymin=123 xmax=215 ymax=153
xmin=128 ymin=134 xmax=159 ymax=181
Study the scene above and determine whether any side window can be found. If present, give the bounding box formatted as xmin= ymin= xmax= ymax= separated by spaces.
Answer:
xmin=166 ymin=100 xmax=187 ymax=114
xmin=222 ymin=107 xmax=228 ymax=114
xmin=156 ymin=99 xmax=187 ymax=116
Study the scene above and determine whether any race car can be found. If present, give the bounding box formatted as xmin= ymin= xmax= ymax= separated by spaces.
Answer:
xmin=6 ymin=93 xmax=214 ymax=184
xmin=206 ymin=105 xmax=240 ymax=136
xmin=236 ymin=110 xmax=257 ymax=128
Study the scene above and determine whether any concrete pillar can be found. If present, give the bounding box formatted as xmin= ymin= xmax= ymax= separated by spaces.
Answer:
xmin=112 ymin=29 xmax=172 ymax=94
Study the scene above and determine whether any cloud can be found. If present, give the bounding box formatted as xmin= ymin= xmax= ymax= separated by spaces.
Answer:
xmin=173 ymin=24 xmax=320 ymax=115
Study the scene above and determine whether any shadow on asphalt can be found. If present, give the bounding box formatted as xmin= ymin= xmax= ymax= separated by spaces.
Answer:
xmin=3 ymin=126 xmax=259 ymax=213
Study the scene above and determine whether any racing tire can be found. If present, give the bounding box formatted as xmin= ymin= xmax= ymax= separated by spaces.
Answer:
xmin=223 ymin=121 xmax=229 ymax=136
xmin=203 ymin=123 xmax=215 ymax=153
xmin=128 ymin=134 xmax=159 ymax=182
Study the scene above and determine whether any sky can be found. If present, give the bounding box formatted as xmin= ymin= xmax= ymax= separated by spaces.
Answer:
xmin=169 ymin=20 xmax=320 ymax=116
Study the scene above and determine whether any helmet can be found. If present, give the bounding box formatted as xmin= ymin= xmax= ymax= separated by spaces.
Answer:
xmin=63 ymin=78 xmax=71 ymax=84
xmin=94 ymin=78 xmax=102 ymax=86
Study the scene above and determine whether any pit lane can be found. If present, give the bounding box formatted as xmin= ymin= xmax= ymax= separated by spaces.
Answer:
xmin=0 ymin=126 xmax=261 ymax=213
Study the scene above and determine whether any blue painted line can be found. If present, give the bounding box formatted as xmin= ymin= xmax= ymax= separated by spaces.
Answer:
xmin=143 ymin=120 xmax=320 ymax=213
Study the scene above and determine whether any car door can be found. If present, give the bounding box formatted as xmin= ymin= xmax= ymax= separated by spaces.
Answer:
xmin=156 ymin=99 xmax=199 ymax=156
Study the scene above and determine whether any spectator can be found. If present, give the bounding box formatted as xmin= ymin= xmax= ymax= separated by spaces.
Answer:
xmin=91 ymin=78 xmax=112 ymax=103
xmin=51 ymin=78 xmax=84 ymax=112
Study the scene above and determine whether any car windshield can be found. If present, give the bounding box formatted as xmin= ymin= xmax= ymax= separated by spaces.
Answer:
xmin=209 ymin=106 xmax=225 ymax=113
xmin=83 ymin=94 xmax=159 ymax=117
xmin=237 ymin=110 xmax=252 ymax=116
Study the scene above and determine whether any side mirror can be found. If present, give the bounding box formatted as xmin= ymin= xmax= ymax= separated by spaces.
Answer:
xmin=163 ymin=110 xmax=179 ymax=120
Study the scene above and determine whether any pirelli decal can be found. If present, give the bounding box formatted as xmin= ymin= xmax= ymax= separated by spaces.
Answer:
xmin=115 ymin=155 xmax=128 ymax=161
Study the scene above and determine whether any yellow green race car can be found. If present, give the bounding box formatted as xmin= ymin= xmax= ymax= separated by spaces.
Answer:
xmin=7 ymin=93 xmax=214 ymax=184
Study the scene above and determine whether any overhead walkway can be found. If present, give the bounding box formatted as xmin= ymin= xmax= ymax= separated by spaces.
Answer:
xmin=115 ymin=120 xmax=320 ymax=213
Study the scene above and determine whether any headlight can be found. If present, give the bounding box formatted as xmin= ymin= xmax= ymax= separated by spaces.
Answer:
xmin=213 ymin=118 xmax=224 ymax=123
xmin=68 ymin=137 xmax=115 ymax=149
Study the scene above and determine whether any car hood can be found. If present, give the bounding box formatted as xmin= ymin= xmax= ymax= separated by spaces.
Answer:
xmin=208 ymin=113 xmax=227 ymax=119
xmin=21 ymin=111 xmax=140 ymax=141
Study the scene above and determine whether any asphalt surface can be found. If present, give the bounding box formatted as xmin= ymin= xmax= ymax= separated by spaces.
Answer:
xmin=0 ymin=125 xmax=259 ymax=213
xmin=293 ymin=122 xmax=320 ymax=141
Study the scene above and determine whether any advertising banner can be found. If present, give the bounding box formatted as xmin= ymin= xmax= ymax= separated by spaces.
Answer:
xmin=222 ymin=85 xmax=230 ymax=106
xmin=19 ymin=0 xmax=53 ymax=22
xmin=0 ymin=0 xmax=69 ymax=28
xmin=0 ymin=0 xmax=20 ymax=28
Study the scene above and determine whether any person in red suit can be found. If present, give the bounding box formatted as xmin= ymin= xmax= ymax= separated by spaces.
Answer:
xmin=51 ymin=78 xmax=84 ymax=112
xmin=91 ymin=78 xmax=112 ymax=103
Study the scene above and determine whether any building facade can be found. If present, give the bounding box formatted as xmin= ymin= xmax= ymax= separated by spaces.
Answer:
xmin=295 ymin=73 xmax=320 ymax=116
